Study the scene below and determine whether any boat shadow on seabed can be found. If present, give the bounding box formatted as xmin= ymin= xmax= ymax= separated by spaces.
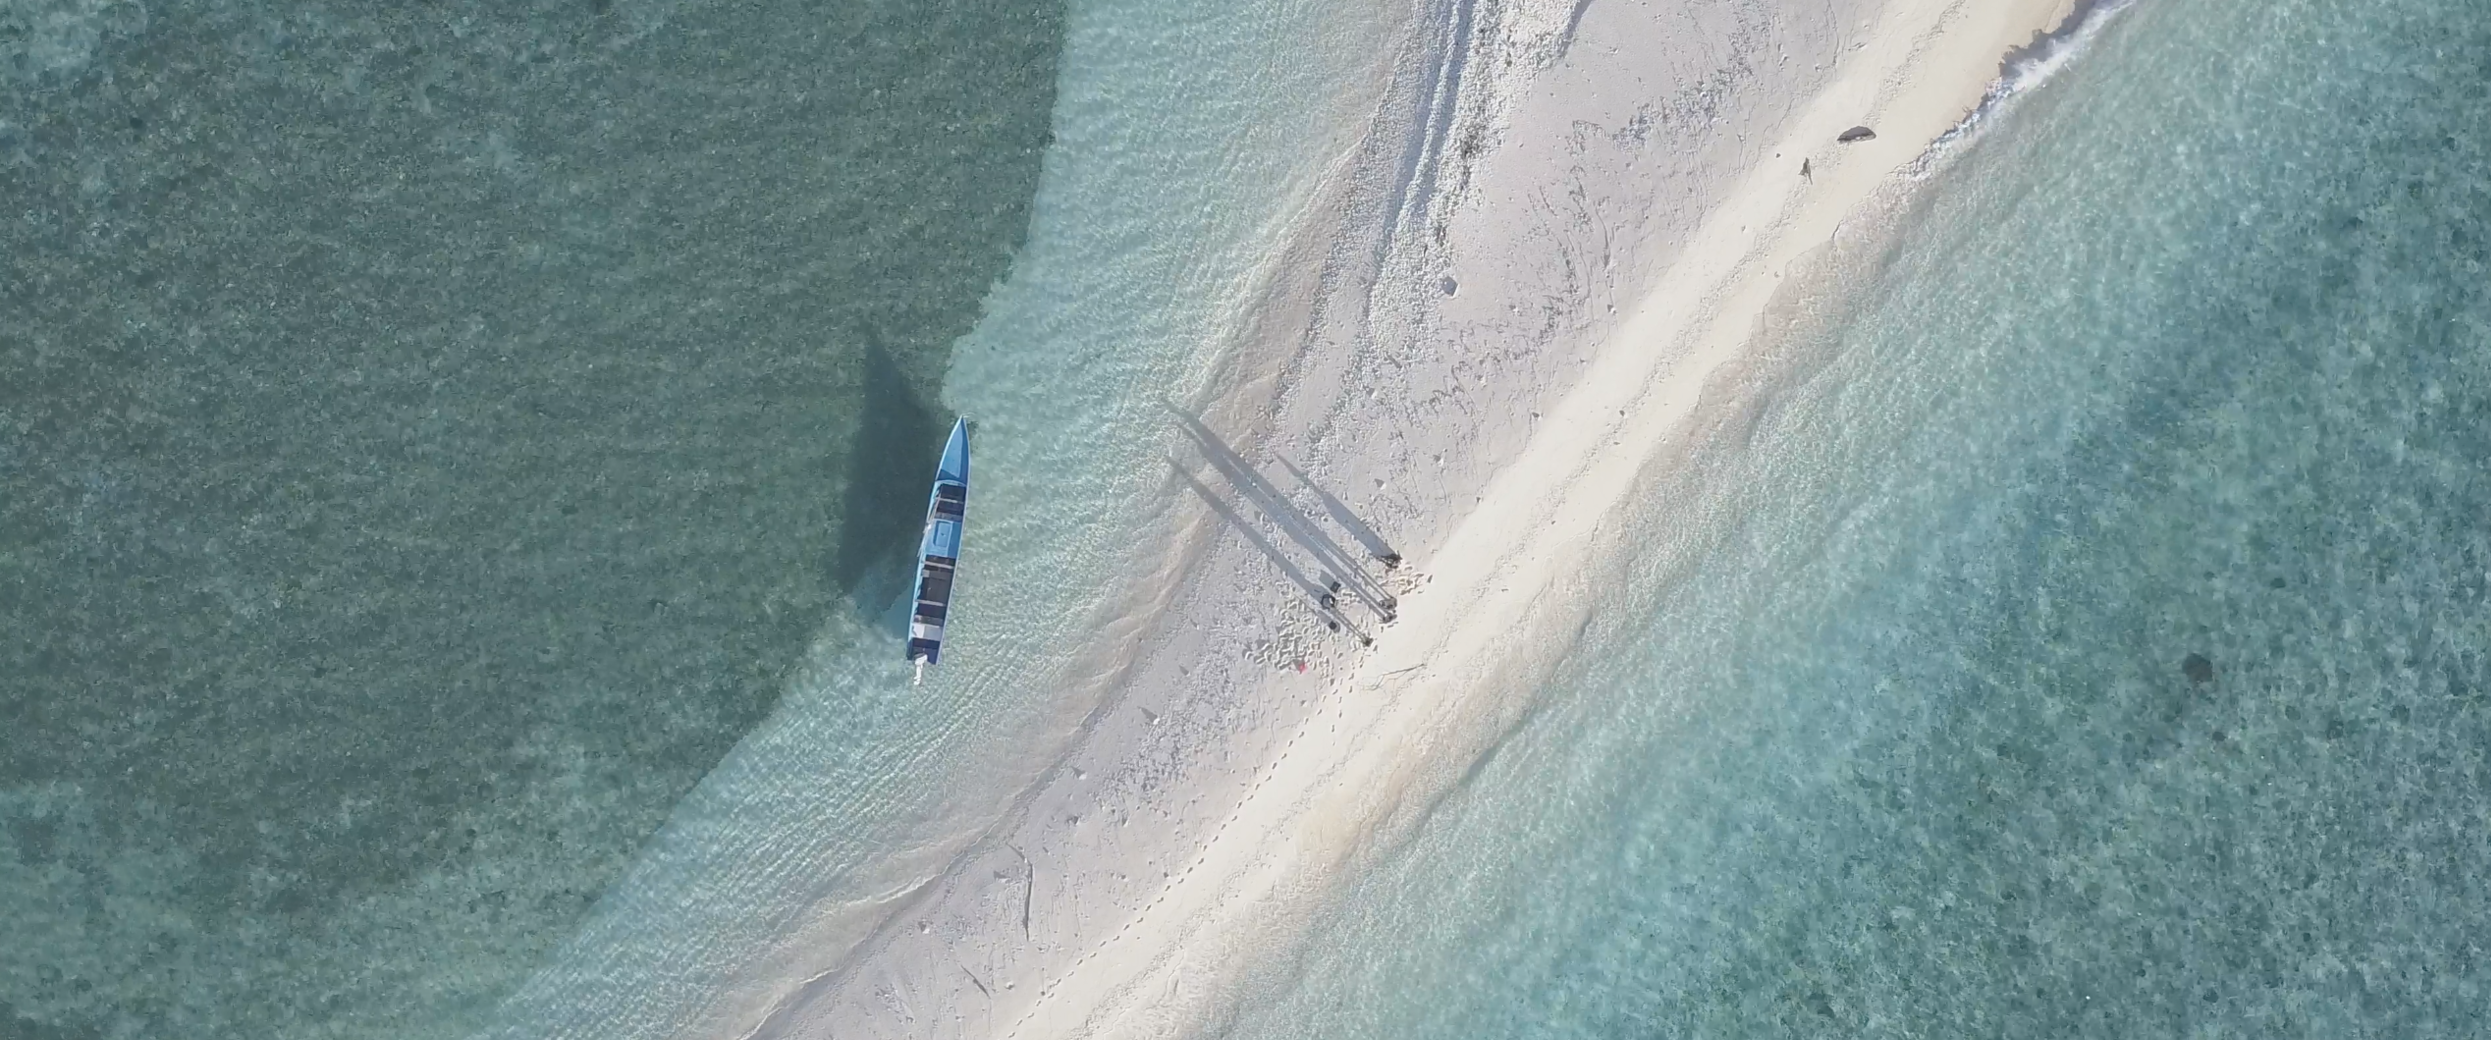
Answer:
xmin=836 ymin=344 xmax=949 ymax=638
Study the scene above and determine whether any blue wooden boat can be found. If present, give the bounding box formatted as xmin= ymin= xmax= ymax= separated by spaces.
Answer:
xmin=907 ymin=418 xmax=970 ymax=682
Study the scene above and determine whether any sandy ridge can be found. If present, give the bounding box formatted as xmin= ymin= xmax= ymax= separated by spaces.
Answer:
xmin=742 ymin=0 xmax=2084 ymax=1035
xmin=1006 ymin=0 xmax=2079 ymax=1035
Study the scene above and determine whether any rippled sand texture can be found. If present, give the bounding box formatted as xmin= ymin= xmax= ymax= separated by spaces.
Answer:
xmin=738 ymin=0 xmax=2095 ymax=1037
xmin=1224 ymin=0 xmax=2491 ymax=1035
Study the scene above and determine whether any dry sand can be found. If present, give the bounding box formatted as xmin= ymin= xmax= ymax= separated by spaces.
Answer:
xmin=739 ymin=0 xmax=2080 ymax=1036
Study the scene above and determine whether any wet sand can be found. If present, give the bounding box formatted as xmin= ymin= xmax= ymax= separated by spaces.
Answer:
xmin=737 ymin=0 xmax=2081 ymax=1036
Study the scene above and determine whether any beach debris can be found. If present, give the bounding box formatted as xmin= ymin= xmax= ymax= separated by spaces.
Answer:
xmin=1439 ymin=275 xmax=1460 ymax=297
xmin=1009 ymin=845 xmax=1034 ymax=938
xmin=1837 ymin=125 xmax=1877 ymax=143
xmin=2183 ymin=652 xmax=2215 ymax=684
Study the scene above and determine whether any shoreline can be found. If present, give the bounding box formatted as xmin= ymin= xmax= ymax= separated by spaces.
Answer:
xmin=741 ymin=0 xmax=2086 ymax=1036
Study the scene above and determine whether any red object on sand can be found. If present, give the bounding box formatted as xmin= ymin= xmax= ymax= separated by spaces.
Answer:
xmin=1295 ymin=661 xmax=1306 ymax=672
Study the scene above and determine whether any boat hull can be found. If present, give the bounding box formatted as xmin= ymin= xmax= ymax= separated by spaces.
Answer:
xmin=907 ymin=419 xmax=970 ymax=665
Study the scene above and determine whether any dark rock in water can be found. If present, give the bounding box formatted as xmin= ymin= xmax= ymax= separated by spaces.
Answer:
xmin=2183 ymin=652 xmax=2216 ymax=684
xmin=1838 ymin=125 xmax=1877 ymax=143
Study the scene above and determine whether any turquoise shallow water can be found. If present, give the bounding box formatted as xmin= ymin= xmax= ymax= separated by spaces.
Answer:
xmin=1223 ymin=0 xmax=2491 ymax=1035
xmin=1 ymin=0 xmax=1063 ymax=1036
xmin=473 ymin=0 xmax=1400 ymax=1035
xmin=4 ymin=0 xmax=1397 ymax=1031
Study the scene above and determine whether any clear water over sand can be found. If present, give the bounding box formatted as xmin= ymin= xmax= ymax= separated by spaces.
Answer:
xmin=13 ymin=0 xmax=2487 ymax=1034
xmin=5 ymin=0 xmax=1399 ymax=1030
xmin=1222 ymin=0 xmax=2491 ymax=1034
xmin=473 ymin=0 xmax=1400 ymax=1036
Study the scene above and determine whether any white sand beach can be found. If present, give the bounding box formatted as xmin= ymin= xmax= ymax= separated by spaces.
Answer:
xmin=736 ymin=0 xmax=2081 ymax=1036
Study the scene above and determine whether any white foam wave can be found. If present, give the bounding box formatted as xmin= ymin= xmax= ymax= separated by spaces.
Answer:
xmin=1914 ymin=0 xmax=2145 ymax=176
